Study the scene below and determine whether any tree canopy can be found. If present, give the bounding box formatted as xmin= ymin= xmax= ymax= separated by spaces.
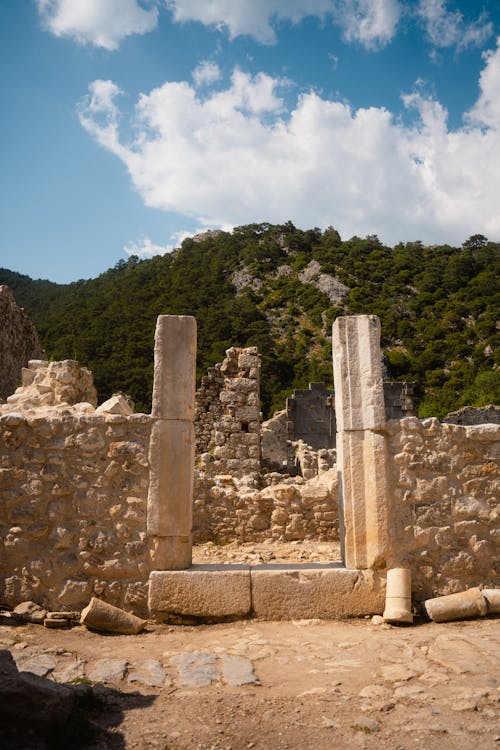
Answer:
xmin=2 ymin=226 xmax=498 ymax=418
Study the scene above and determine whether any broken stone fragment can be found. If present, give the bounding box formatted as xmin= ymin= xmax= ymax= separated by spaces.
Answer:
xmin=13 ymin=601 xmax=47 ymax=624
xmin=424 ymin=587 xmax=488 ymax=623
xmin=96 ymin=394 xmax=134 ymax=415
xmin=43 ymin=611 xmax=79 ymax=628
xmin=80 ymin=597 xmax=147 ymax=634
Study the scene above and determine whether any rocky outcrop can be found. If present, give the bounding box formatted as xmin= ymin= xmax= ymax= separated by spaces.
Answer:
xmin=298 ymin=260 xmax=350 ymax=305
xmin=0 ymin=286 xmax=45 ymax=401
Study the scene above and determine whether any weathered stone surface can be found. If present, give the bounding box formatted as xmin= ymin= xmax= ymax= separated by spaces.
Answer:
xmin=86 ymin=658 xmax=127 ymax=683
xmin=170 ymin=652 xmax=217 ymax=688
xmin=0 ymin=412 xmax=152 ymax=613
xmin=337 ymin=429 xmax=393 ymax=569
xmin=0 ymin=286 xmax=45 ymax=401
xmin=424 ymin=587 xmax=487 ymax=622
xmin=482 ymin=588 xmax=500 ymax=613
xmin=128 ymin=659 xmax=166 ymax=687
xmin=147 ymin=315 xmax=196 ymax=571
xmin=2 ymin=359 xmax=97 ymax=412
xmin=96 ymin=394 xmax=134 ymax=416
xmin=151 ymin=315 xmax=196 ymax=421
xmin=251 ymin=567 xmax=385 ymax=620
xmin=14 ymin=652 xmax=58 ymax=677
xmin=383 ymin=568 xmax=413 ymax=623
xmin=221 ymin=654 xmax=256 ymax=686
xmin=195 ymin=346 xmax=261 ymax=479
xmin=388 ymin=419 xmax=499 ymax=599
xmin=80 ymin=597 xmax=147 ymax=634
xmin=147 ymin=419 xmax=194 ymax=539
xmin=148 ymin=566 xmax=252 ymax=619
xmin=332 ymin=315 xmax=386 ymax=432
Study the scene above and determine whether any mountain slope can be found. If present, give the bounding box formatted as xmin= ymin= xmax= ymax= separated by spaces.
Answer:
xmin=1 ymin=225 xmax=498 ymax=417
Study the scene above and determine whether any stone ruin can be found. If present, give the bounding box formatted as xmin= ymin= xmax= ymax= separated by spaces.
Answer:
xmin=0 ymin=306 xmax=498 ymax=621
xmin=0 ymin=285 xmax=45 ymax=402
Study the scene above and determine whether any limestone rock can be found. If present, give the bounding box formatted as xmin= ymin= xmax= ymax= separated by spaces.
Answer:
xmin=96 ymin=394 xmax=134 ymax=416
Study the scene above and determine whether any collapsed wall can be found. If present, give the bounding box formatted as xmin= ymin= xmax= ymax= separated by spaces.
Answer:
xmin=195 ymin=347 xmax=261 ymax=477
xmin=0 ymin=286 xmax=45 ymax=401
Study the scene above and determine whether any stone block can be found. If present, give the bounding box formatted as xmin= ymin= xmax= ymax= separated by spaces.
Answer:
xmin=147 ymin=419 xmax=194 ymax=538
xmin=251 ymin=566 xmax=385 ymax=620
xmin=338 ymin=429 xmax=393 ymax=569
xmin=151 ymin=315 xmax=196 ymax=420
xmin=96 ymin=395 xmax=133 ymax=416
xmin=332 ymin=315 xmax=386 ymax=431
xmin=148 ymin=566 xmax=252 ymax=619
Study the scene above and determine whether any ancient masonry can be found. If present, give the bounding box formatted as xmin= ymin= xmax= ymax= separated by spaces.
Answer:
xmin=195 ymin=347 xmax=261 ymax=478
xmin=0 ymin=305 xmax=498 ymax=619
xmin=0 ymin=285 xmax=45 ymax=401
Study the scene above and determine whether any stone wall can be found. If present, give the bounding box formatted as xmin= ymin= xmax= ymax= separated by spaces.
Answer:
xmin=387 ymin=417 xmax=499 ymax=600
xmin=193 ymin=470 xmax=339 ymax=544
xmin=0 ymin=412 xmax=153 ymax=615
xmin=195 ymin=347 xmax=261 ymax=477
xmin=0 ymin=286 xmax=45 ymax=401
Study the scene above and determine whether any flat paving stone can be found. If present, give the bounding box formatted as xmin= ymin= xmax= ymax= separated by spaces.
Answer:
xmin=170 ymin=652 xmax=218 ymax=688
xmin=14 ymin=652 xmax=58 ymax=677
xmin=221 ymin=654 xmax=256 ymax=686
xmin=52 ymin=659 xmax=86 ymax=683
xmin=128 ymin=659 xmax=167 ymax=688
xmin=87 ymin=658 xmax=127 ymax=683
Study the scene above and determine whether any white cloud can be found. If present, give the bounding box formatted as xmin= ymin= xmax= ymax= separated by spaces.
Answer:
xmin=166 ymin=0 xmax=401 ymax=49
xmin=466 ymin=43 xmax=500 ymax=129
xmin=124 ymin=229 xmax=208 ymax=257
xmin=36 ymin=0 xmax=158 ymax=50
xmin=416 ymin=0 xmax=493 ymax=51
xmin=79 ymin=38 xmax=500 ymax=247
xmin=192 ymin=61 xmax=222 ymax=88
xmin=334 ymin=0 xmax=401 ymax=50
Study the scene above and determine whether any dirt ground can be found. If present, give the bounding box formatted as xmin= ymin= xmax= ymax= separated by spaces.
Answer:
xmin=1 ymin=544 xmax=499 ymax=750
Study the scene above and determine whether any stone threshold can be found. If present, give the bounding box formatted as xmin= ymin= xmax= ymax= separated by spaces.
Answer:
xmin=149 ymin=565 xmax=386 ymax=621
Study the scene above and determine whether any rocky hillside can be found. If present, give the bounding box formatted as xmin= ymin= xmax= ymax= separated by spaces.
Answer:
xmin=1 ymin=224 xmax=498 ymax=417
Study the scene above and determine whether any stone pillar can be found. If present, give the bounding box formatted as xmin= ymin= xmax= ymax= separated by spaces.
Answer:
xmin=332 ymin=315 xmax=393 ymax=569
xmin=147 ymin=315 xmax=196 ymax=569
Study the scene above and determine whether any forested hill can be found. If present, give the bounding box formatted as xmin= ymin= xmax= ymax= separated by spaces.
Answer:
xmin=1 ymin=224 xmax=499 ymax=418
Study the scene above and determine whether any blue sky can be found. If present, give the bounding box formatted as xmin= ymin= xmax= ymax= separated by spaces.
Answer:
xmin=1 ymin=1 xmax=499 ymax=283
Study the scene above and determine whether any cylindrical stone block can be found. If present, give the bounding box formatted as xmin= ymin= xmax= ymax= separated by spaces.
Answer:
xmin=151 ymin=315 xmax=196 ymax=420
xmin=383 ymin=568 xmax=413 ymax=623
xmin=482 ymin=589 xmax=500 ymax=614
xmin=80 ymin=597 xmax=147 ymax=634
xmin=424 ymin=587 xmax=487 ymax=623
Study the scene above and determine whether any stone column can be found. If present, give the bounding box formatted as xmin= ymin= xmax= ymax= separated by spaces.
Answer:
xmin=147 ymin=315 xmax=196 ymax=569
xmin=332 ymin=315 xmax=393 ymax=570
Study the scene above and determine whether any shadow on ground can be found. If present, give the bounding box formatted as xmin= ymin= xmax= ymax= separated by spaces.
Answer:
xmin=0 ymin=649 xmax=156 ymax=749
